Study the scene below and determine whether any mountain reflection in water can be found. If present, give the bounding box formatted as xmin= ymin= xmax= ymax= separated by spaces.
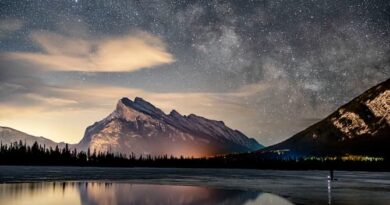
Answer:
xmin=0 ymin=182 xmax=293 ymax=205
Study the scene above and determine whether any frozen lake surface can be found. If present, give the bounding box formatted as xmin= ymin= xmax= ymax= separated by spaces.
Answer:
xmin=0 ymin=166 xmax=389 ymax=205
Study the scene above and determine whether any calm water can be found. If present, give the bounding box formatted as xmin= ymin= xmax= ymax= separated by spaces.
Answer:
xmin=0 ymin=182 xmax=292 ymax=205
xmin=0 ymin=166 xmax=389 ymax=205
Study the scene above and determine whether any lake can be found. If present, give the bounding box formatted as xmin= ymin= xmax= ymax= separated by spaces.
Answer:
xmin=0 ymin=166 xmax=389 ymax=205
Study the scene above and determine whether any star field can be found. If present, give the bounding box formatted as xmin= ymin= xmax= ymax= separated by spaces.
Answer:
xmin=0 ymin=0 xmax=389 ymax=145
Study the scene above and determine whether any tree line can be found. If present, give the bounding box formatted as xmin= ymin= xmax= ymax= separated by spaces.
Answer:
xmin=0 ymin=140 xmax=388 ymax=171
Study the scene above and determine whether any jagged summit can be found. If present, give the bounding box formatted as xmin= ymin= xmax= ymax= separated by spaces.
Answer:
xmin=118 ymin=97 xmax=227 ymax=127
xmin=260 ymin=78 xmax=390 ymax=158
xmin=78 ymin=97 xmax=263 ymax=157
xmin=169 ymin=109 xmax=181 ymax=117
xmin=118 ymin=97 xmax=165 ymax=118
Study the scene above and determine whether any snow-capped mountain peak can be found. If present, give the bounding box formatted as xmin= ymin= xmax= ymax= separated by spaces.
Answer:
xmin=78 ymin=97 xmax=263 ymax=157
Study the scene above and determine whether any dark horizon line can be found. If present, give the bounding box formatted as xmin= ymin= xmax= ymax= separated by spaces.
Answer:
xmin=0 ymin=140 xmax=388 ymax=172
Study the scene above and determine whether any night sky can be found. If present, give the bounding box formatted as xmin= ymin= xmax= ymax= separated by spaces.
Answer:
xmin=0 ymin=0 xmax=389 ymax=145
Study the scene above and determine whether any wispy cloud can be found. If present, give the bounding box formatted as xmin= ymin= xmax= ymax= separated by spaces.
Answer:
xmin=5 ymin=30 xmax=175 ymax=72
xmin=0 ymin=18 xmax=23 ymax=39
xmin=0 ymin=60 xmax=332 ymax=146
xmin=0 ymin=81 xmax=265 ymax=143
xmin=0 ymin=55 xmax=332 ymax=145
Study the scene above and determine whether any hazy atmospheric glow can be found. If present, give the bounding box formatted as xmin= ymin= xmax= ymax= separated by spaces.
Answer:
xmin=0 ymin=1 xmax=389 ymax=145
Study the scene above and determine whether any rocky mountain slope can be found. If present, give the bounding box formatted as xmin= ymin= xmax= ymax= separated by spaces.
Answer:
xmin=78 ymin=97 xmax=262 ymax=157
xmin=0 ymin=126 xmax=65 ymax=148
xmin=260 ymin=78 xmax=390 ymax=158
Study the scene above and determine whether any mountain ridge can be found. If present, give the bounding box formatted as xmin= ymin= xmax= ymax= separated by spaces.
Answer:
xmin=259 ymin=78 xmax=390 ymax=158
xmin=3 ymin=78 xmax=387 ymax=159
xmin=0 ymin=126 xmax=67 ymax=148
xmin=77 ymin=97 xmax=262 ymax=157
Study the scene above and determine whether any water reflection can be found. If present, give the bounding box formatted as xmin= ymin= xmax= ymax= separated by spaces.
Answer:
xmin=327 ymin=179 xmax=335 ymax=205
xmin=0 ymin=182 xmax=294 ymax=205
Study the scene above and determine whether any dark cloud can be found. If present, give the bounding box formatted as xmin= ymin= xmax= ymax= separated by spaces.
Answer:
xmin=0 ymin=56 xmax=46 ymax=105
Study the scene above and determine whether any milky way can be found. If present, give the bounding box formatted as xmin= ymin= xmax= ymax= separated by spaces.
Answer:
xmin=0 ymin=0 xmax=389 ymax=145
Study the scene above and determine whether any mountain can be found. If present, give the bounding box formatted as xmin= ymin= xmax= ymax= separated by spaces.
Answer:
xmin=78 ymin=97 xmax=262 ymax=157
xmin=0 ymin=126 xmax=66 ymax=148
xmin=259 ymin=78 xmax=390 ymax=158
